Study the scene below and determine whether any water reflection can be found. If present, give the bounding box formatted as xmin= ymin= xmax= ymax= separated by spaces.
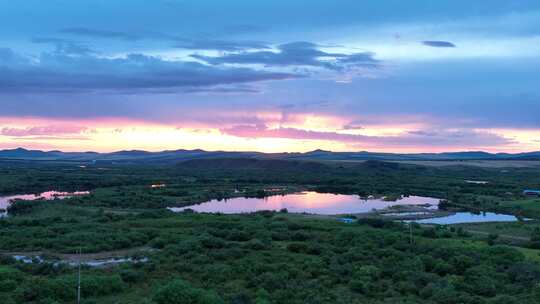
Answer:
xmin=0 ymin=191 xmax=89 ymax=217
xmin=12 ymin=255 xmax=148 ymax=268
xmin=169 ymin=192 xmax=440 ymax=215
xmin=411 ymin=212 xmax=522 ymax=224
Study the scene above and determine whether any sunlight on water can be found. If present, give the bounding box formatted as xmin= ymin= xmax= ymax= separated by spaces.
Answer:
xmin=169 ymin=192 xmax=440 ymax=215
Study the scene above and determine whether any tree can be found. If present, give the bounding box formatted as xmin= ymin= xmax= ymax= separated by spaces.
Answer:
xmin=528 ymin=227 xmax=540 ymax=248
xmin=153 ymin=279 xmax=223 ymax=304
xmin=487 ymin=233 xmax=499 ymax=246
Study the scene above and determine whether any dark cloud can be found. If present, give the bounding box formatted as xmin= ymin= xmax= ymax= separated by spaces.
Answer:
xmin=337 ymin=52 xmax=379 ymax=67
xmin=31 ymin=37 xmax=96 ymax=55
xmin=0 ymin=49 xmax=298 ymax=93
xmin=422 ymin=40 xmax=456 ymax=48
xmin=191 ymin=41 xmax=380 ymax=71
xmin=60 ymin=27 xmax=141 ymax=41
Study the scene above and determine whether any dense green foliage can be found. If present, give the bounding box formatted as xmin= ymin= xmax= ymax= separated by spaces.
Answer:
xmin=1 ymin=160 xmax=540 ymax=303
xmin=1 ymin=208 xmax=540 ymax=303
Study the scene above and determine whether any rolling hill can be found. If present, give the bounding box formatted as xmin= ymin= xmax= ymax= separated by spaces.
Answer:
xmin=0 ymin=147 xmax=539 ymax=163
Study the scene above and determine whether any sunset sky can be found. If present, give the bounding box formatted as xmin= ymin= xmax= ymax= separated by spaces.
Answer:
xmin=1 ymin=1 xmax=539 ymax=153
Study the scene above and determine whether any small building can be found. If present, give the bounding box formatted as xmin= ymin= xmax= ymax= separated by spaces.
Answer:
xmin=523 ymin=189 xmax=540 ymax=196
xmin=338 ymin=218 xmax=356 ymax=224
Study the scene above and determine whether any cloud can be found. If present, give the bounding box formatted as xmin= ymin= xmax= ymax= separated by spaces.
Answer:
xmin=1 ymin=125 xmax=87 ymax=137
xmin=31 ymin=37 xmax=96 ymax=55
xmin=342 ymin=122 xmax=364 ymax=130
xmin=221 ymin=124 xmax=513 ymax=148
xmin=60 ymin=27 xmax=269 ymax=51
xmin=422 ymin=40 xmax=456 ymax=48
xmin=60 ymin=27 xmax=141 ymax=41
xmin=174 ymin=39 xmax=269 ymax=51
xmin=0 ymin=48 xmax=16 ymax=60
xmin=191 ymin=41 xmax=380 ymax=71
xmin=222 ymin=24 xmax=267 ymax=34
xmin=0 ymin=48 xmax=28 ymax=63
xmin=407 ymin=130 xmax=438 ymax=136
xmin=183 ymin=85 xmax=261 ymax=94
xmin=0 ymin=49 xmax=298 ymax=93
xmin=221 ymin=124 xmax=367 ymax=142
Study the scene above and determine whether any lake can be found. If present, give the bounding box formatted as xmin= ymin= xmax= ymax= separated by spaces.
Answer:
xmin=0 ymin=191 xmax=89 ymax=217
xmin=411 ymin=212 xmax=523 ymax=224
xmin=168 ymin=192 xmax=440 ymax=215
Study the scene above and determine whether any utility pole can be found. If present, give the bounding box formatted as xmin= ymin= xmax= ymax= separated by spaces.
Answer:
xmin=77 ymin=247 xmax=81 ymax=304
xmin=409 ymin=222 xmax=413 ymax=245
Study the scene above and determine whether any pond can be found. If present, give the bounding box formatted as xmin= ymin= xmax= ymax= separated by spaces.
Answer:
xmin=12 ymin=255 xmax=148 ymax=268
xmin=168 ymin=192 xmax=440 ymax=215
xmin=410 ymin=212 xmax=524 ymax=225
xmin=465 ymin=180 xmax=489 ymax=184
xmin=0 ymin=191 xmax=90 ymax=217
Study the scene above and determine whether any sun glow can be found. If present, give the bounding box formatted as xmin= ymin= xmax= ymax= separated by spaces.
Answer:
xmin=0 ymin=116 xmax=539 ymax=153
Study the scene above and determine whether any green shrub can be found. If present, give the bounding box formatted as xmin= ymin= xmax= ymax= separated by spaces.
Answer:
xmin=153 ymin=279 xmax=223 ymax=304
xmin=120 ymin=269 xmax=144 ymax=284
xmin=287 ymin=242 xmax=309 ymax=253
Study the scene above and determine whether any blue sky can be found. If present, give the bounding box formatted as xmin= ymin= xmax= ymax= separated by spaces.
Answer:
xmin=0 ymin=0 xmax=539 ymax=152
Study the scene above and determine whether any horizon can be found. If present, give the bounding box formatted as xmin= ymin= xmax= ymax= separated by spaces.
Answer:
xmin=2 ymin=146 xmax=540 ymax=155
xmin=1 ymin=1 xmax=539 ymax=153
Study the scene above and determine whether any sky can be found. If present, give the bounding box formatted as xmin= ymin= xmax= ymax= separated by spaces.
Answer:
xmin=1 ymin=0 xmax=539 ymax=153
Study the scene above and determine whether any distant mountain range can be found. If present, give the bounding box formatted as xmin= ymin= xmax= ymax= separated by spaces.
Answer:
xmin=0 ymin=147 xmax=539 ymax=163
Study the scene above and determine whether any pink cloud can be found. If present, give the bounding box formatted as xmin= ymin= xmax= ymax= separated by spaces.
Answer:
xmin=222 ymin=124 xmax=371 ymax=142
xmin=1 ymin=125 xmax=87 ymax=137
xmin=221 ymin=124 xmax=514 ymax=149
